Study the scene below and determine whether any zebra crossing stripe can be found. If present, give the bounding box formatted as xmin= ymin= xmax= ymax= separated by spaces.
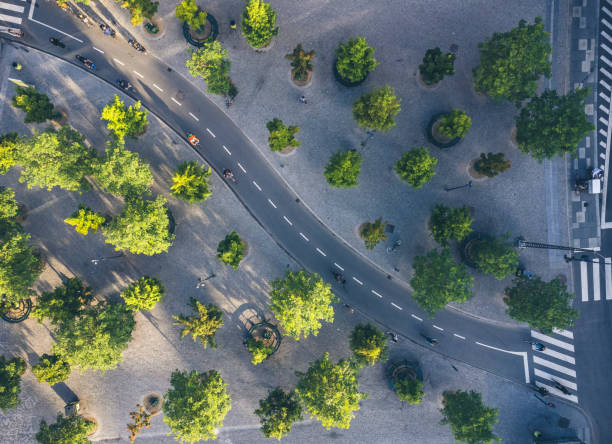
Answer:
xmin=600 ymin=92 xmax=611 ymax=103
xmin=602 ymin=30 xmax=612 ymax=43
xmin=601 ymin=104 xmax=610 ymax=114
xmin=540 ymin=347 xmax=575 ymax=364
xmin=604 ymin=6 xmax=612 ymax=18
xmin=531 ymin=330 xmax=575 ymax=352
xmin=0 ymin=2 xmax=24 ymax=12
xmin=603 ymin=43 xmax=612 ymax=57
xmin=534 ymin=369 xmax=577 ymax=390
xmin=593 ymin=258 xmax=601 ymax=301
xmin=533 ymin=356 xmax=576 ymax=377
xmin=601 ymin=79 xmax=612 ymax=90
xmin=603 ymin=18 xmax=612 ymax=31
xmin=580 ymin=261 xmax=589 ymax=302
xmin=606 ymin=258 xmax=612 ymax=300
xmin=552 ymin=328 xmax=574 ymax=340
xmin=601 ymin=129 xmax=608 ymax=137
xmin=602 ymin=141 xmax=608 ymax=149
xmin=535 ymin=382 xmax=579 ymax=403
xmin=600 ymin=117 xmax=609 ymax=126
xmin=0 ymin=12 xmax=21 ymax=24
xmin=601 ymin=67 xmax=612 ymax=79
xmin=602 ymin=55 xmax=612 ymax=67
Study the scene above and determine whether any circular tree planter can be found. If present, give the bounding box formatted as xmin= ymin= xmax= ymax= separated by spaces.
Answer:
xmin=467 ymin=158 xmax=487 ymax=180
xmin=333 ymin=59 xmax=368 ymax=87
xmin=143 ymin=18 xmax=164 ymax=40
xmin=289 ymin=70 xmax=313 ymax=88
xmin=183 ymin=13 xmax=218 ymax=47
xmin=415 ymin=69 xmax=441 ymax=90
xmin=461 ymin=232 xmax=485 ymax=269
xmin=143 ymin=393 xmax=162 ymax=415
xmin=0 ymin=297 xmax=32 ymax=323
xmin=246 ymin=321 xmax=281 ymax=361
xmin=426 ymin=113 xmax=461 ymax=149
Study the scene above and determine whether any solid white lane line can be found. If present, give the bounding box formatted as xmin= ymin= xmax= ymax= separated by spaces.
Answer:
xmin=553 ymin=328 xmax=574 ymax=340
xmin=535 ymin=382 xmax=578 ymax=403
xmin=352 ymin=277 xmax=362 ymax=285
xmin=299 ymin=232 xmax=309 ymax=241
xmin=540 ymin=347 xmax=575 ymax=364
xmin=531 ymin=331 xmax=574 ymax=352
xmin=206 ymin=128 xmax=215 ymax=138
xmin=267 ymin=199 xmax=276 ymax=208
xmin=475 ymin=343 xmax=530 ymax=383
xmin=391 ymin=303 xmax=402 ymax=310
xmin=188 ymin=112 xmax=199 ymax=122
xmin=133 ymin=70 xmax=144 ymax=78
xmin=453 ymin=333 xmax=465 ymax=340
xmin=237 ymin=163 xmax=246 ymax=173
xmin=371 ymin=290 xmax=382 ymax=298
xmin=27 ymin=6 xmax=84 ymax=42
xmin=534 ymin=369 xmax=577 ymax=390
xmin=252 ymin=181 xmax=262 ymax=191
xmin=533 ymin=356 xmax=576 ymax=377
xmin=334 ymin=263 xmax=344 ymax=271
xmin=153 ymin=83 xmax=164 ymax=92
xmin=113 ymin=58 xmax=125 ymax=66
xmin=593 ymin=258 xmax=601 ymax=301
xmin=432 ymin=325 xmax=444 ymax=331
xmin=0 ymin=2 xmax=24 ymax=12
xmin=283 ymin=216 xmax=292 ymax=226
xmin=411 ymin=314 xmax=423 ymax=321
xmin=223 ymin=145 xmax=231 ymax=155
xmin=606 ymin=258 xmax=612 ymax=300
xmin=580 ymin=261 xmax=588 ymax=301
xmin=316 ymin=248 xmax=327 ymax=257
xmin=93 ymin=46 xmax=104 ymax=54
xmin=171 ymin=97 xmax=182 ymax=106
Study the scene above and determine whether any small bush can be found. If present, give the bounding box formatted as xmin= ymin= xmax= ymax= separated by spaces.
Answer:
xmin=64 ymin=205 xmax=105 ymax=235
xmin=175 ymin=0 xmax=206 ymax=29
xmin=438 ymin=110 xmax=472 ymax=139
xmin=394 ymin=147 xmax=437 ymax=188
xmin=266 ymin=118 xmax=300 ymax=152
xmin=241 ymin=0 xmax=278 ymax=48
xmin=247 ymin=338 xmax=274 ymax=365
xmin=324 ymin=149 xmax=362 ymax=188
xmin=286 ymin=44 xmax=314 ymax=81
xmin=170 ymin=161 xmax=212 ymax=203
xmin=394 ymin=377 xmax=424 ymax=404
xmin=121 ymin=276 xmax=165 ymax=311
xmin=429 ymin=204 xmax=473 ymax=246
xmin=419 ymin=48 xmax=455 ymax=85
xmin=335 ymin=37 xmax=378 ymax=83
xmin=474 ymin=153 xmax=511 ymax=177
xmin=361 ymin=217 xmax=388 ymax=250
xmin=216 ymin=231 xmax=245 ymax=269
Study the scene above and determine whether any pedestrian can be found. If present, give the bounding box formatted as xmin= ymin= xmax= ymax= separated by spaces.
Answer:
xmin=298 ymin=95 xmax=307 ymax=104
xmin=196 ymin=278 xmax=206 ymax=289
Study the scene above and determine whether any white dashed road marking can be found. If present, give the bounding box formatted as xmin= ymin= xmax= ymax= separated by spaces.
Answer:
xmin=283 ymin=216 xmax=293 ymax=226
xmin=453 ymin=333 xmax=466 ymax=340
xmin=93 ymin=46 xmax=104 ymax=54
xmin=267 ymin=199 xmax=277 ymax=208
xmin=316 ymin=248 xmax=327 ymax=257
xmin=299 ymin=232 xmax=309 ymax=241
xmin=171 ymin=97 xmax=182 ymax=106
xmin=133 ymin=70 xmax=144 ymax=79
xmin=411 ymin=314 xmax=423 ymax=321
xmin=371 ymin=290 xmax=382 ymax=298
xmin=223 ymin=145 xmax=231 ymax=155
xmin=252 ymin=181 xmax=262 ymax=191
xmin=153 ymin=83 xmax=164 ymax=92
xmin=206 ymin=128 xmax=216 ymax=138
xmin=113 ymin=58 xmax=125 ymax=66
xmin=352 ymin=277 xmax=363 ymax=285
xmin=433 ymin=325 xmax=444 ymax=331
xmin=334 ymin=263 xmax=344 ymax=271
xmin=189 ymin=112 xmax=199 ymax=121
xmin=237 ymin=163 xmax=246 ymax=173
xmin=391 ymin=303 xmax=402 ymax=310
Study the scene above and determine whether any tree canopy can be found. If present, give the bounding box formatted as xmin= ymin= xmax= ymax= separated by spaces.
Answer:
xmin=411 ymin=248 xmax=473 ymax=315
xmin=504 ymin=276 xmax=578 ymax=333
xmin=175 ymin=0 xmax=206 ymax=29
xmin=286 ymin=44 xmax=315 ymax=81
xmin=118 ymin=0 xmax=158 ymax=26
xmin=440 ymin=390 xmax=500 ymax=444
xmin=216 ymin=231 xmax=246 ymax=269
xmin=349 ymin=323 xmax=388 ymax=367
xmin=241 ymin=0 xmax=279 ymax=48
xmin=35 ymin=413 xmax=96 ymax=444
xmin=32 ymin=354 xmax=71 ymax=385
xmin=438 ymin=110 xmax=472 ymax=139
xmin=170 ymin=161 xmax=212 ymax=203
xmin=102 ymin=196 xmax=174 ymax=256
xmin=419 ymin=48 xmax=455 ymax=85
xmin=269 ymin=270 xmax=337 ymax=340
xmin=352 ymin=86 xmax=401 ymax=132
xmin=473 ymin=17 xmax=551 ymax=105
xmin=474 ymin=153 xmax=511 ymax=178
xmin=394 ymin=147 xmax=437 ymax=189
xmin=471 ymin=235 xmax=519 ymax=280
xmin=255 ymin=388 xmax=303 ymax=440
xmin=247 ymin=338 xmax=274 ymax=365
xmin=0 ymin=355 xmax=26 ymax=412
xmin=173 ymin=297 xmax=223 ymax=348
xmin=335 ymin=37 xmax=378 ymax=83
xmin=394 ymin=377 xmax=424 ymax=405
xmin=0 ymin=230 xmax=42 ymax=305
xmin=32 ymin=277 xmax=93 ymax=326
xmin=163 ymin=369 xmax=231 ymax=443
xmin=429 ymin=204 xmax=473 ymax=246
xmin=11 ymin=87 xmax=56 ymax=124
xmin=121 ymin=276 xmax=165 ymax=311
xmin=324 ymin=149 xmax=362 ymax=188
xmin=0 ymin=187 xmax=19 ymax=232
xmin=101 ymin=96 xmax=149 ymax=140
xmin=266 ymin=118 xmax=301 ymax=152
xmin=94 ymin=141 xmax=153 ymax=198
xmin=295 ymin=352 xmax=368 ymax=430
xmin=185 ymin=43 xmax=234 ymax=96
xmin=515 ymin=88 xmax=594 ymax=161
xmin=360 ymin=217 xmax=388 ymax=250
xmin=64 ymin=205 xmax=105 ymax=236
xmin=0 ymin=132 xmax=19 ymax=174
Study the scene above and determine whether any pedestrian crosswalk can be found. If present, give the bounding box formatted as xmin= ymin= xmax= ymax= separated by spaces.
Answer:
xmin=0 ymin=0 xmax=26 ymax=27
xmin=577 ymin=257 xmax=612 ymax=302
xmin=531 ymin=329 xmax=579 ymax=403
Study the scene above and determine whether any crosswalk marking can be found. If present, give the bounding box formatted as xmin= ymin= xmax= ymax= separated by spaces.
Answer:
xmin=533 ymin=356 xmax=576 ymax=377
xmin=534 ymin=369 xmax=578 ymax=390
xmin=535 ymin=382 xmax=579 ymax=403
xmin=580 ymin=261 xmax=589 ymax=301
xmin=552 ymin=328 xmax=574 ymax=339
xmin=593 ymin=258 xmax=601 ymax=301
xmin=531 ymin=330 xmax=575 ymax=352
xmin=0 ymin=12 xmax=21 ymax=24
xmin=0 ymin=2 xmax=23 ymax=12
xmin=540 ymin=347 xmax=575 ymax=364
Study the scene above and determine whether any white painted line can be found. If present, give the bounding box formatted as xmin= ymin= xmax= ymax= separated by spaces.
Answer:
xmin=601 ymin=117 xmax=609 ymax=126
xmin=552 ymin=328 xmax=574 ymax=340
xmin=92 ymin=46 xmax=104 ymax=54
xmin=593 ymin=258 xmax=601 ymax=301
xmin=0 ymin=13 xmax=21 ymax=24
xmin=171 ymin=97 xmax=182 ymax=106
xmin=222 ymin=145 xmax=231 ymax=155
xmin=604 ymin=5 xmax=612 ymax=18
xmin=475 ymin=342 xmax=530 ymax=383
xmin=602 ymin=67 xmax=612 ymax=79
xmin=206 ymin=128 xmax=215 ymax=138
xmin=535 ymin=382 xmax=578 ymax=403
xmin=133 ymin=70 xmax=144 ymax=79
xmin=603 ymin=18 xmax=612 ymax=31
xmin=283 ymin=216 xmax=292 ymax=226
xmin=603 ymin=30 xmax=612 ymax=43
xmin=237 ymin=163 xmax=246 ymax=173
xmin=153 ymin=83 xmax=164 ymax=92
xmin=531 ymin=331 xmax=575 ymax=352
xmin=580 ymin=261 xmax=589 ymax=301
xmin=601 ymin=79 xmax=611 ymax=91
xmin=371 ymin=290 xmax=382 ymax=298
xmin=432 ymin=325 xmax=444 ymax=331
xmin=316 ymin=248 xmax=327 ymax=257
xmin=411 ymin=314 xmax=423 ymax=321
xmin=113 ymin=58 xmax=125 ymax=66
xmin=602 ymin=43 xmax=612 ymax=57
xmin=534 ymin=369 xmax=578 ymax=390
xmin=600 ymin=92 xmax=611 ymax=103
xmin=252 ymin=181 xmax=262 ymax=191
xmin=0 ymin=2 xmax=24 ymax=12
xmin=606 ymin=258 xmax=612 ymax=300
xmin=352 ymin=276 xmax=362 ymax=285
xmin=391 ymin=302 xmax=402 ymax=310
xmin=601 ymin=129 xmax=608 ymax=137
xmin=28 ymin=1 xmax=82 ymax=41
xmin=453 ymin=333 xmax=465 ymax=340
xmin=267 ymin=199 xmax=276 ymax=209
xmin=188 ymin=112 xmax=199 ymax=122
xmin=601 ymin=104 xmax=610 ymax=114
xmin=540 ymin=347 xmax=575 ymax=365
xmin=299 ymin=232 xmax=309 ymax=242
xmin=333 ymin=263 xmax=344 ymax=271
xmin=533 ymin=356 xmax=576 ymax=378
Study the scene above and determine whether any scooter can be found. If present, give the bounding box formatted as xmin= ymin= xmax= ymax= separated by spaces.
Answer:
xmin=49 ymin=37 xmax=66 ymax=48
xmin=76 ymin=55 xmax=95 ymax=70
xmin=99 ymin=23 xmax=116 ymax=38
xmin=128 ymin=39 xmax=146 ymax=53
xmin=117 ymin=79 xmax=134 ymax=92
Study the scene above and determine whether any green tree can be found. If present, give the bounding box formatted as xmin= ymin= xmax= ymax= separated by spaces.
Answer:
xmin=64 ymin=205 xmax=105 ymax=236
xmin=295 ymin=352 xmax=368 ymax=430
xmin=118 ymin=0 xmax=158 ymax=26
xmin=241 ymin=0 xmax=279 ymax=48
xmin=504 ymin=276 xmax=578 ymax=333
xmin=411 ymin=248 xmax=474 ymax=315
xmin=255 ymin=388 xmax=303 ymax=440
xmin=52 ymin=302 xmax=135 ymax=373
xmin=515 ymin=88 xmax=594 ymax=161
xmin=324 ymin=149 xmax=362 ymax=188
xmin=360 ymin=217 xmax=388 ymax=250
xmin=473 ymin=153 xmax=511 ymax=177
xmin=101 ymin=96 xmax=148 ymax=140
xmin=335 ymin=37 xmax=378 ymax=83
xmin=11 ymin=87 xmax=56 ymax=124
xmin=438 ymin=110 xmax=472 ymax=139
xmin=473 ymin=17 xmax=551 ymax=105
xmin=121 ymin=276 xmax=165 ymax=311
xmin=0 ymin=187 xmax=20 ymax=234
xmin=429 ymin=204 xmax=473 ymax=247
xmin=94 ymin=140 xmax=153 ymax=198
xmin=175 ymin=0 xmax=206 ymax=29
xmin=32 ymin=278 xmax=93 ymax=326
xmin=394 ymin=378 xmax=424 ymax=405
xmin=247 ymin=338 xmax=274 ymax=365
xmin=102 ymin=196 xmax=174 ymax=256
xmin=163 ymin=369 xmax=231 ymax=443
xmin=349 ymin=323 xmax=388 ymax=367
xmin=16 ymin=126 xmax=96 ymax=192
xmin=266 ymin=118 xmax=301 ymax=152
xmin=286 ymin=44 xmax=315 ymax=81
xmin=0 ymin=230 xmax=42 ymax=306
xmin=471 ymin=235 xmax=520 ymax=280
xmin=394 ymin=147 xmax=437 ymax=189
xmin=185 ymin=42 xmax=234 ymax=96
xmin=419 ymin=48 xmax=456 ymax=85
xmin=32 ymin=354 xmax=71 ymax=385
xmin=0 ymin=355 xmax=26 ymax=411
xmin=216 ymin=231 xmax=245 ymax=269
xmin=269 ymin=270 xmax=338 ymax=341
xmin=173 ymin=297 xmax=223 ymax=349
xmin=440 ymin=390 xmax=500 ymax=444
xmin=35 ymin=413 xmax=96 ymax=444
xmin=352 ymin=86 xmax=401 ymax=132
xmin=170 ymin=161 xmax=212 ymax=203
xmin=0 ymin=132 xmax=19 ymax=174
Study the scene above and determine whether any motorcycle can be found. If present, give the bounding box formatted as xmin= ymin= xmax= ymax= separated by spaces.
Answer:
xmin=331 ymin=270 xmax=346 ymax=284
xmin=99 ymin=23 xmax=116 ymax=38
xmin=128 ymin=39 xmax=146 ymax=53
xmin=187 ymin=133 xmax=200 ymax=146
xmin=117 ymin=79 xmax=134 ymax=92
xmin=49 ymin=37 xmax=66 ymax=48
xmin=76 ymin=55 xmax=95 ymax=71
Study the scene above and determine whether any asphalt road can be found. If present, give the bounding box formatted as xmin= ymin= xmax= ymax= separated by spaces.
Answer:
xmin=0 ymin=0 xmax=581 ymax=417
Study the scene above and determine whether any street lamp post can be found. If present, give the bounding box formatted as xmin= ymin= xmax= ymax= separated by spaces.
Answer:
xmin=444 ymin=181 xmax=472 ymax=192
xmin=90 ymin=253 xmax=124 ymax=265
xmin=517 ymin=239 xmax=605 ymax=262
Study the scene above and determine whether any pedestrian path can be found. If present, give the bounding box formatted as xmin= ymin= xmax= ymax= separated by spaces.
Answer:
xmin=531 ymin=329 xmax=579 ymax=404
xmin=576 ymin=256 xmax=612 ymax=302
xmin=0 ymin=0 xmax=25 ymax=27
